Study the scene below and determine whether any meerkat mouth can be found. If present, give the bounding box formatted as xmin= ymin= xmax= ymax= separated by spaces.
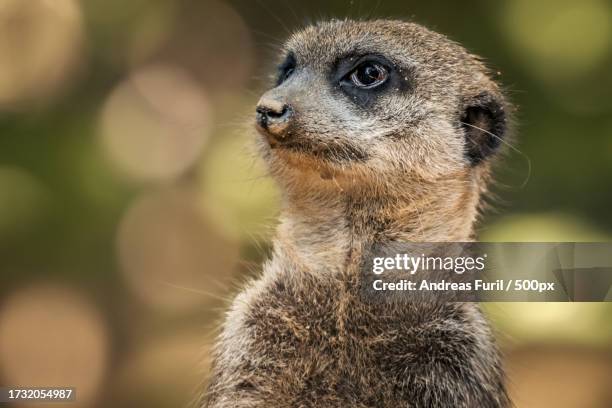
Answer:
xmin=256 ymin=126 xmax=368 ymax=164
xmin=265 ymin=135 xmax=369 ymax=164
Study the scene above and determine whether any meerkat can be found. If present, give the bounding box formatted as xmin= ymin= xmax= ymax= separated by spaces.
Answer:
xmin=200 ymin=19 xmax=511 ymax=407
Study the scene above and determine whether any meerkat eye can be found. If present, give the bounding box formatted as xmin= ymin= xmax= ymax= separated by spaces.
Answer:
xmin=277 ymin=65 xmax=295 ymax=85
xmin=350 ymin=62 xmax=388 ymax=89
xmin=276 ymin=52 xmax=296 ymax=85
xmin=284 ymin=67 xmax=295 ymax=80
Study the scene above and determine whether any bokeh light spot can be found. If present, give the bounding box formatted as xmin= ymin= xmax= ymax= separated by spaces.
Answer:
xmin=481 ymin=212 xmax=611 ymax=242
xmin=143 ymin=0 xmax=254 ymax=94
xmin=507 ymin=344 xmax=612 ymax=408
xmin=0 ymin=0 xmax=84 ymax=109
xmin=200 ymin=131 xmax=280 ymax=239
xmin=117 ymin=189 xmax=238 ymax=310
xmin=502 ymin=0 xmax=612 ymax=82
xmin=486 ymin=302 xmax=611 ymax=346
xmin=0 ymin=285 xmax=109 ymax=405
xmin=114 ymin=331 xmax=209 ymax=407
xmin=99 ymin=64 xmax=212 ymax=182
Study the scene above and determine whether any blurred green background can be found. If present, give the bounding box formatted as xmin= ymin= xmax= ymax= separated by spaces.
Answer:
xmin=0 ymin=0 xmax=611 ymax=407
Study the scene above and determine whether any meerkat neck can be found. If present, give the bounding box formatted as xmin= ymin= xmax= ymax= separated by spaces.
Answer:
xmin=273 ymin=176 xmax=481 ymax=274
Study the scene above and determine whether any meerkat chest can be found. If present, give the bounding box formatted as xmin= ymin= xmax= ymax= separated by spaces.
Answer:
xmin=214 ymin=263 xmax=492 ymax=407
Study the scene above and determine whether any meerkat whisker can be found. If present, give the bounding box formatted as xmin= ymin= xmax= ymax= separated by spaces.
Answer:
xmin=461 ymin=120 xmax=532 ymax=188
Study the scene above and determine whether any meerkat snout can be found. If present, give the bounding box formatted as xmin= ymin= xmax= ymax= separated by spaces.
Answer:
xmin=255 ymin=96 xmax=293 ymax=142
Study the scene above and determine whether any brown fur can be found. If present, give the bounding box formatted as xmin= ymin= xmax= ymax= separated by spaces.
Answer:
xmin=200 ymin=19 xmax=510 ymax=407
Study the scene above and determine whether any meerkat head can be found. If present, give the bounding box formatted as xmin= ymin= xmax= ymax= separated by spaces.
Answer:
xmin=255 ymin=19 xmax=508 ymax=193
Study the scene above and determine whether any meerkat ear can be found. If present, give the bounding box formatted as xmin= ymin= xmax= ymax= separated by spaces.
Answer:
xmin=461 ymin=92 xmax=507 ymax=165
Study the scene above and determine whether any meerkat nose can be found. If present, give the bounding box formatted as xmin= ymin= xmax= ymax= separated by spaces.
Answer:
xmin=255 ymin=96 xmax=293 ymax=140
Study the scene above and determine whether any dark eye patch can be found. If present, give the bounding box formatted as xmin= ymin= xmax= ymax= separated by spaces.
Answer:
xmin=332 ymin=53 xmax=412 ymax=108
xmin=276 ymin=52 xmax=296 ymax=86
